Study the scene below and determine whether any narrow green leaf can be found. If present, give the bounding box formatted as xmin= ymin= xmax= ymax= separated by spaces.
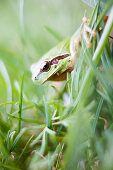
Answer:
xmin=18 ymin=135 xmax=33 ymax=160
xmin=0 ymin=102 xmax=17 ymax=106
xmin=0 ymin=163 xmax=21 ymax=170
xmin=45 ymin=127 xmax=56 ymax=135
xmin=48 ymin=143 xmax=62 ymax=169
xmin=92 ymin=97 xmax=104 ymax=135
xmin=19 ymin=0 xmax=25 ymax=44
xmin=69 ymin=6 xmax=113 ymax=114
xmin=95 ymin=0 xmax=113 ymax=30
xmin=10 ymin=125 xmax=45 ymax=152
xmin=93 ymin=6 xmax=113 ymax=64
xmin=45 ymin=26 xmax=63 ymax=41
xmin=18 ymin=75 xmax=24 ymax=132
xmin=44 ymin=97 xmax=51 ymax=146
xmin=30 ymin=131 xmax=44 ymax=147
xmin=40 ymin=130 xmax=46 ymax=155
xmin=12 ymin=105 xmax=34 ymax=116
xmin=0 ymin=60 xmax=12 ymax=112
xmin=44 ymin=98 xmax=51 ymax=128
xmin=33 ymin=102 xmax=44 ymax=116
xmin=82 ymin=0 xmax=106 ymax=9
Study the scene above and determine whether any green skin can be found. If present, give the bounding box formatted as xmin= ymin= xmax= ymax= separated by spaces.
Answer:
xmin=31 ymin=24 xmax=85 ymax=85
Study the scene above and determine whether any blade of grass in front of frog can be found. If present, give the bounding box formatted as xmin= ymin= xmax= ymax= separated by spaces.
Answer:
xmin=0 ymin=163 xmax=21 ymax=170
xmin=0 ymin=99 xmax=33 ymax=108
xmin=111 ymin=43 xmax=113 ymax=59
xmin=101 ymin=52 xmax=108 ymax=70
xmin=33 ymin=102 xmax=45 ymax=117
xmin=48 ymin=143 xmax=62 ymax=168
xmin=9 ymin=114 xmax=43 ymax=124
xmin=69 ymin=6 xmax=113 ymax=114
xmin=97 ymin=88 xmax=112 ymax=104
xmin=105 ymin=42 xmax=113 ymax=64
xmin=92 ymin=97 xmax=104 ymax=135
xmin=12 ymin=105 xmax=34 ymax=116
xmin=0 ymin=60 xmax=12 ymax=113
xmin=71 ymin=53 xmax=84 ymax=102
xmin=0 ymin=101 xmax=17 ymax=107
xmin=10 ymin=125 xmax=45 ymax=152
xmin=56 ymin=124 xmax=64 ymax=136
xmin=64 ymin=105 xmax=91 ymax=169
xmin=109 ymin=36 xmax=113 ymax=40
xmin=1 ymin=106 xmax=43 ymax=124
xmin=93 ymin=6 xmax=113 ymax=63
xmin=18 ymin=135 xmax=33 ymax=160
xmin=89 ymin=2 xmax=99 ymax=28
xmin=104 ymin=47 xmax=112 ymax=67
xmin=67 ymin=72 xmax=71 ymax=95
xmin=40 ymin=130 xmax=46 ymax=155
xmin=30 ymin=130 xmax=44 ymax=147
xmin=44 ymin=97 xmax=51 ymax=146
xmin=70 ymin=70 xmax=75 ymax=101
xmin=18 ymin=75 xmax=24 ymax=133
xmin=55 ymin=143 xmax=64 ymax=169
xmin=82 ymin=0 xmax=105 ymax=10
xmin=95 ymin=0 xmax=113 ymax=30
xmin=19 ymin=0 xmax=25 ymax=45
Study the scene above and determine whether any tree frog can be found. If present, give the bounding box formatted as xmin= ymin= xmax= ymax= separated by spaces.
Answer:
xmin=31 ymin=17 xmax=96 ymax=85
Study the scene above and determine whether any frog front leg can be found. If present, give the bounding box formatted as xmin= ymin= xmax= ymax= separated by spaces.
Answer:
xmin=70 ymin=17 xmax=96 ymax=69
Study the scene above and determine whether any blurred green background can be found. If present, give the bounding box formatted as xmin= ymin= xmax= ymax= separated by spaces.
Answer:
xmin=0 ymin=0 xmax=91 ymax=106
xmin=1 ymin=1 xmax=113 ymax=169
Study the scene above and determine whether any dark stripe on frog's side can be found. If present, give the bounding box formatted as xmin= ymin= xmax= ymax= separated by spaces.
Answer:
xmin=41 ymin=54 xmax=70 ymax=71
xmin=50 ymin=54 xmax=70 ymax=65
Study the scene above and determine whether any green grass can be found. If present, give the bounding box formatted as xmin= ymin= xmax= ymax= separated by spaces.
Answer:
xmin=0 ymin=0 xmax=113 ymax=169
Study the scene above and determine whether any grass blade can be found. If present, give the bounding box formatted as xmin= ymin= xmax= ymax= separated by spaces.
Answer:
xmin=45 ymin=26 xmax=63 ymax=41
xmin=18 ymin=75 xmax=24 ymax=132
xmin=30 ymin=131 xmax=44 ymax=147
xmin=44 ymin=97 xmax=51 ymax=145
xmin=0 ymin=60 xmax=12 ymax=112
xmin=0 ymin=163 xmax=21 ymax=170
xmin=93 ymin=6 xmax=113 ymax=64
xmin=40 ymin=130 xmax=46 ymax=155
xmin=69 ymin=6 xmax=113 ymax=114
xmin=18 ymin=135 xmax=33 ymax=160
xmin=10 ymin=125 xmax=45 ymax=152
xmin=19 ymin=0 xmax=25 ymax=43
xmin=92 ymin=97 xmax=104 ymax=135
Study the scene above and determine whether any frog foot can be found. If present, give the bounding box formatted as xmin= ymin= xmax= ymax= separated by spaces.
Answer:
xmin=83 ymin=17 xmax=96 ymax=48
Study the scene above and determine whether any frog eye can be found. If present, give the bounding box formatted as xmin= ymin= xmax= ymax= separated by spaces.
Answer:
xmin=42 ymin=61 xmax=51 ymax=72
